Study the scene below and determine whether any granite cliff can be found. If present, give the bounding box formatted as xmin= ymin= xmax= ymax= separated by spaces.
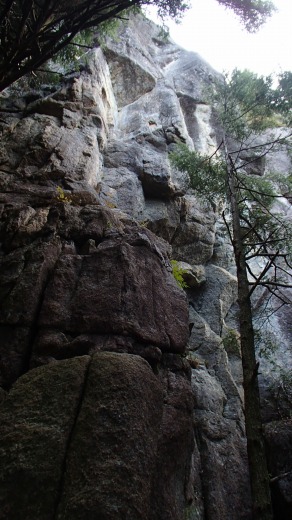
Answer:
xmin=0 ymin=13 xmax=291 ymax=520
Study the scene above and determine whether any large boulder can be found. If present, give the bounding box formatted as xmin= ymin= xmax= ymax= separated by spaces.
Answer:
xmin=0 ymin=354 xmax=158 ymax=519
xmin=0 ymin=352 xmax=194 ymax=520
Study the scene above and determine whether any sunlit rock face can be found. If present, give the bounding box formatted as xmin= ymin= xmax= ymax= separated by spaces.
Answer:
xmin=0 ymin=11 xmax=290 ymax=520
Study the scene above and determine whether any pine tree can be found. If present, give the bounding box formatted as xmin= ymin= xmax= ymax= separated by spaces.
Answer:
xmin=170 ymin=69 xmax=292 ymax=520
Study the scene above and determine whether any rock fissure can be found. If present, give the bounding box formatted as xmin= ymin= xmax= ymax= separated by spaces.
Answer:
xmin=21 ymin=244 xmax=64 ymax=381
xmin=52 ymin=355 xmax=92 ymax=520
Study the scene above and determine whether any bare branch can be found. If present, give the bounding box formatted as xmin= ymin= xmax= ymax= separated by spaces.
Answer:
xmin=229 ymin=132 xmax=292 ymax=155
xmin=248 ymin=251 xmax=280 ymax=297
xmin=222 ymin=209 xmax=233 ymax=244
xmin=257 ymin=281 xmax=292 ymax=289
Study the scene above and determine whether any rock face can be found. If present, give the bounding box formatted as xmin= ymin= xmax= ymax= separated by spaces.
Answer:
xmin=265 ymin=419 xmax=292 ymax=520
xmin=0 ymin=12 xmax=290 ymax=520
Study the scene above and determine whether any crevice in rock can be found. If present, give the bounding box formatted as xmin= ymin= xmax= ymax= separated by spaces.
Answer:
xmin=19 ymin=247 xmax=63 ymax=387
xmin=52 ymin=355 xmax=92 ymax=520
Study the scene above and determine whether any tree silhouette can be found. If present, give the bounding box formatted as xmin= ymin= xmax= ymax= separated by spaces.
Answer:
xmin=0 ymin=0 xmax=276 ymax=91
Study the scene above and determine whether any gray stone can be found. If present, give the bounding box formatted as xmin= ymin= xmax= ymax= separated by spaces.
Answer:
xmin=139 ymin=198 xmax=181 ymax=243
xmin=102 ymin=14 xmax=162 ymax=108
xmin=175 ymin=261 xmax=206 ymax=288
xmin=172 ymin=193 xmax=216 ymax=264
xmin=189 ymin=320 xmax=251 ymax=520
xmin=151 ymin=353 xmax=194 ymax=520
xmin=37 ymin=229 xmax=189 ymax=353
xmin=101 ymin=166 xmax=145 ymax=218
xmin=189 ymin=264 xmax=238 ymax=336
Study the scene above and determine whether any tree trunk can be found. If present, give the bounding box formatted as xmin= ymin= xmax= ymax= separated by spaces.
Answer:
xmin=227 ymin=152 xmax=273 ymax=520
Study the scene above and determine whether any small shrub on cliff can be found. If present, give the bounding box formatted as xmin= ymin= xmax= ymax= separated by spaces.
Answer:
xmin=56 ymin=186 xmax=72 ymax=204
xmin=222 ymin=328 xmax=241 ymax=355
xmin=171 ymin=260 xmax=188 ymax=289
xmin=169 ymin=144 xmax=226 ymax=205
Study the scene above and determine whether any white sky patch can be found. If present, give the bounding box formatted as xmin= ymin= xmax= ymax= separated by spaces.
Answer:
xmin=147 ymin=0 xmax=292 ymax=77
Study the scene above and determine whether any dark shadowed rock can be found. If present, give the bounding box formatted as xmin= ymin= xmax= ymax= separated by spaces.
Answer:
xmin=151 ymin=354 xmax=195 ymax=520
xmin=38 ymin=234 xmax=189 ymax=354
xmin=172 ymin=193 xmax=216 ymax=264
xmin=56 ymin=352 xmax=164 ymax=520
xmin=189 ymin=264 xmax=238 ymax=335
xmin=188 ymin=309 xmax=251 ymax=520
xmin=0 ymin=350 xmax=194 ymax=520
xmin=0 ymin=238 xmax=61 ymax=387
xmin=0 ymin=356 xmax=91 ymax=520
xmin=265 ymin=419 xmax=292 ymax=520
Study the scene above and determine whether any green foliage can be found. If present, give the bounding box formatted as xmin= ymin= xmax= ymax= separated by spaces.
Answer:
xmin=56 ymin=186 xmax=72 ymax=204
xmin=0 ymin=0 xmax=277 ymax=91
xmin=267 ymin=170 xmax=292 ymax=196
xmin=272 ymin=71 xmax=292 ymax=126
xmin=52 ymin=10 xmax=133 ymax=72
xmin=169 ymin=144 xmax=226 ymax=203
xmin=0 ymin=0 xmax=190 ymax=91
xmin=255 ymin=328 xmax=292 ymax=417
xmin=170 ymin=142 xmax=292 ymax=263
xmin=171 ymin=69 xmax=291 ymax=247
xmin=274 ymin=368 xmax=292 ymax=417
xmin=170 ymin=260 xmax=189 ymax=289
xmin=157 ymin=24 xmax=171 ymax=41
xmin=222 ymin=328 xmax=241 ymax=355
xmin=7 ymin=8 xmax=134 ymax=88
xmin=238 ymin=172 xmax=275 ymax=207
xmin=212 ymin=69 xmax=276 ymax=139
xmin=170 ymin=143 xmax=281 ymax=239
xmin=216 ymin=0 xmax=275 ymax=32
xmin=7 ymin=68 xmax=63 ymax=93
xmin=153 ymin=0 xmax=190 ymax=21
xmin=255 ymin=328 xmax=278 ymax=361
xmin=210 ymin=69 xmax=292 ymax=140
xmin=237 ymin=172 xmax=292 ymax=260
xmin=52 ymin=29 xmax=97 ymax=70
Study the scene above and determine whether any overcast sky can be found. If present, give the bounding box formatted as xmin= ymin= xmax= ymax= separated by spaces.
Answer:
xmin=149 ymin=0 xmax=291 ymax=78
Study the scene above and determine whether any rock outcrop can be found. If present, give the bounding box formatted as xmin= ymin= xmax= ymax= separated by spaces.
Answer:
xmin=0 ymin=12 xmax=290 ymax=520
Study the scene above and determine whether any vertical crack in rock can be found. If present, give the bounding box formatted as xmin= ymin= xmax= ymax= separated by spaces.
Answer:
xmin=53 ymin=355 xmax=92 ymax=520
xmin=55 ymin=352 xmax=165 ymax=520
xmin=0 ymin=357 xmax=91 ymax=519
xmin=0 ymin=237 xmax=62 ymax=388
xmin=21 ymin=246 xmax=64 ymax=382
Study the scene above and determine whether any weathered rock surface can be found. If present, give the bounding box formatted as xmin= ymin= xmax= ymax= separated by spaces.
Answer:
xmin=0 ymin=352 xmax=190 ymax=520
xmin=189 ymin=264 xmax=238 ymax=336
xmin=0 ymin=204 xmax=189 ymax=387
xmin=187 ymin=306 xmax=251 ymax=519
xmin=56 ymin=353 xmax=164 ymax=520
xmin=0 ymin=11 xmax=290 ymax=520
xmin=265 ymin=419 xmax=292 ymax=520
xmin=0 ymin=351 xmax=194 ymax=520
xmin=35 ymin=228 xmax=189 ymax=360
